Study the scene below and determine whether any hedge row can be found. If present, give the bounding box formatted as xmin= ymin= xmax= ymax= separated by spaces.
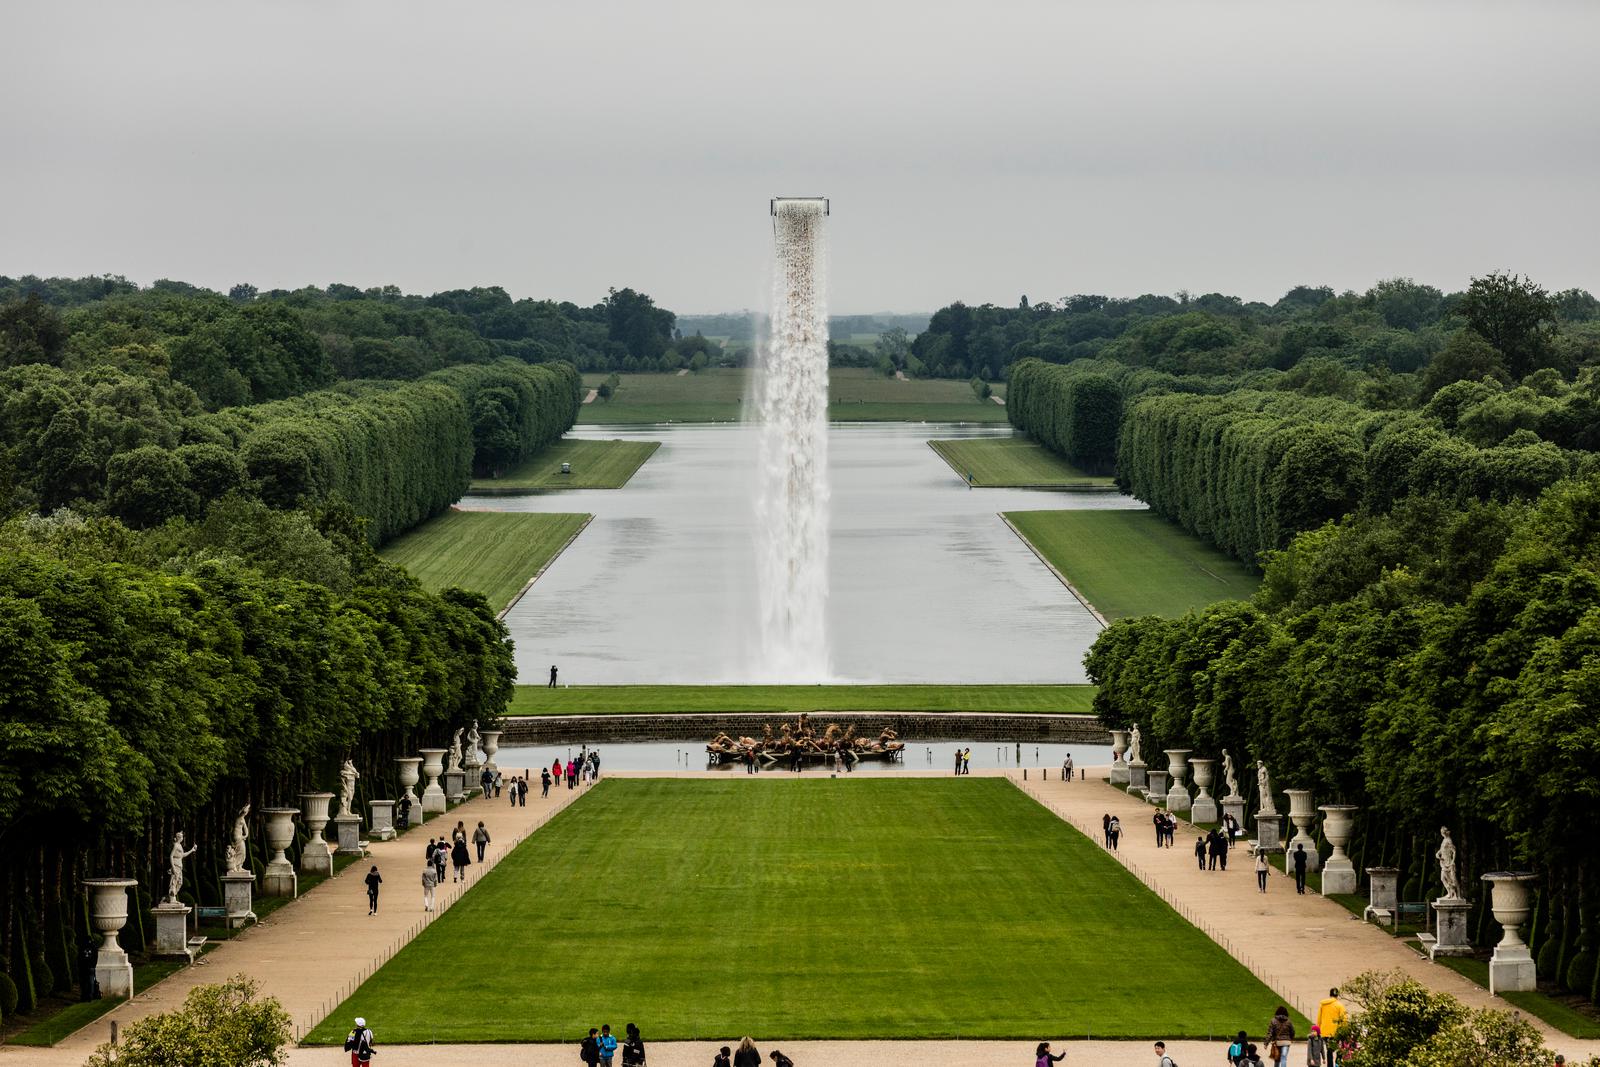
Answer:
xmin=1005 ymin=359 xmax=1123 ymax=474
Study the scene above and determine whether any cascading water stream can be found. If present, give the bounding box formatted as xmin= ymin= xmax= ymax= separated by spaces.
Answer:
xmin=753 ymin=198 xmax=830 ymax=680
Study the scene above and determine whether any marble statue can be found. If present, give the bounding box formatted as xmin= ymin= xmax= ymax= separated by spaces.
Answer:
xmin=1437 ymin=826 xmax=1462 ymax=900
xmin=225 ymin=804 xmax=250 ymax=873
xmin=339 ymin=759 xmax=360 ymax=818
xmin=467 ymin=719 xmax=481 ymax=760
xmin=1127 ymin=724 xmax=1143 ymax=765
xmin=448 ymin=728 xmax=464 ymax=773
xmin=165 ymin=831 xmax=197 ymax=904
xmin=1222 ymin=750 xmax=1239 ymax=798
xmin=1256 ymin=760 xmax=1276 ymax=813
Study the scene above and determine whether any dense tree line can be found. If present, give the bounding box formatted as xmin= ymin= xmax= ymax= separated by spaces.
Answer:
xmin=1086 ymin=477 xmax=1600 ymax=1006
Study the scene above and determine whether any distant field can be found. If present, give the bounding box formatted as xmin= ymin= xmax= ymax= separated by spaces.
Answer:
xmin=578 ymin=368 xmax=1006 ymax=424
xmin=380 ymin=511 xmax=589 ymax=612
xmin=929 ymin=437 xmax=1114 ymax=488
xmin=1005 ymin=510 xmax=1259 ymax=621
xmin=508 ymin=684 xmax=1095 ymax=716
xmin=469 ymin=438 xmax=659 ymax=491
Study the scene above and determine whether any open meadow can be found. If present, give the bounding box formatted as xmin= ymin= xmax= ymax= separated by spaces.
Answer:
xmin=508 ymin=684 xmax=1095 ymax=716
xmin=379 ymin=510 xmax=589 ymax=612
xmin=307 ymin=778 xmax=1290 ymax=1042
xmin=928 ymin=437 xmax=1114 ymax=488
xmin=1005 ymin=510 xmax=1259 ymax=620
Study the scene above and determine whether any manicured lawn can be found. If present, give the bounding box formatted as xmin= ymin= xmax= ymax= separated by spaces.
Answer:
xmin=578 ymin=368 xmax=1007 ymax=424
xmin=1005 ymin=510 xmax=1259 ymax=621
xmin=380 ymin=511 xmax=589 ymax=612
xmin=470 ymin=439 xmax=661 ymax=492
xmin=306 ymin=779 xmax=1290 ymax=1042
xmin=508 ymin=684 xmax=1096 ymax=716
xmin=6 ymin=959 xmax=189 ymax=1046
xmin=1435 ymin=957 xmax=1600 ymax=1037
xmin=928 ymin=438 xmax=1115 ymax=488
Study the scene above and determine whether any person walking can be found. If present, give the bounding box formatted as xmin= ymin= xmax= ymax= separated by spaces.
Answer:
xmin=480 ymin=767 xmax=493 ymax=798
xmin=1255 ymin=847 xmax=1271 ymax=892
xmin=1314 ymin=987 xmax=1348 ymax=1065
xmin=421 ymin=861 xmax=437 ymax=911
xmin=1153 ymin=811 xmax=1165 ymax=848
xmin=1062 ymin=754 xmax=1074 ymax=780
xmin=580 ymin=1028 xmax=601 ymax=1067
xmin=598 ymin=1024 xmax=618 ymax=1067
xmin=1265 ymin=1005 xmax=1295 ymax=1067
xmin=962 ymin=747 xmax=972 ymax=774
xmin=1107 ymin=815 xmax=1121 ymax=852
xmin=450 ymin=833 xmax=470 ymax=882
xmin=1292 ymin=844 xmax=1309 ymax=894
xmin=1035 ymin=1040 xmax=1066 ymax=1066
xmin=509 ymin=776 xmax=519 ymax=806
xmin=494 ymin=770 xmax=503 ymax=798
xmin=1208 ymin=829 xmax=1226 ymax=871
xmin=567 ymin=759 xmax=577 ymax=789
xmin=344 ymin=1017 xmax=375 ymax=1066
xmin=542 ymin=767 xmax=552 ymax=797
xmin=396 ymin=794 xmax=411 ymax=830
xmin=1102 ymin=813 xmax=1111 ymax=845
xmin=1194 ymin=834 xmax=1208 ymax=870
xmin=733 ymin=1037 xmax=761 ymax=1067
xmin=1227 ymin=1030 xmax=1248 ymax=1064
xmin=473 ymin=821 xmax=491 ymax=863
xmin=621 ymin=1022 xmax=645 ymax=1067
xmin=552 ymin=757 xmax=562 ymax=784
xmin=768 ymin=1051 xmax=792 ymax=1067
xmin=519 ymin=776 xmax=529 ymax=806
xmin=549 ymin=664 xmax=559 ymax=688
xmin=363 ymin=865 xmax=382 ymax=915
xmin=1153 ymin=1040 xmax=1176 ymax=1067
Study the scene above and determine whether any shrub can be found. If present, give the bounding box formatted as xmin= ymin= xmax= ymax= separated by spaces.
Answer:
xmin=83 ymin=974 xmax=291 ymax=1067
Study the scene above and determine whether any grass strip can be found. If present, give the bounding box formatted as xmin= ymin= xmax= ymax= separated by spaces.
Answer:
xmin=380 ymin=511 xmax=589 ymax=613
xmin=929 ymin=438 xmax=1115 ymax=488
xmin=470 ymin=439 xmax=660 ymax=491
xmin=1434 ymin=957 xmax=1600 ymax=1037
xmin=507 ymin=684 xmax=1096 ymax=716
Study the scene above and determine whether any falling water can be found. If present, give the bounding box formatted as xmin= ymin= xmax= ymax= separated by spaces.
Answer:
xmin=753 ymin=198 xmax=830 ymax=680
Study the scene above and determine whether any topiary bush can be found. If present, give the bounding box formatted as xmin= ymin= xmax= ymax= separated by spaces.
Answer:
xmin=0 ymin=970 xmax=18 ymax=1017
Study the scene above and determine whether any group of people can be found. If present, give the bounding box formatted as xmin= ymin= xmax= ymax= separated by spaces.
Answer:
xmin=418 ymin=819 xmax=491 ymax=910
xmin=1101 ymin=813 xmax=1122 ymax=851
xmin=716 ymin=1037 xmax=794 ymax=1067
xmin=952 ymin=747 xmax=973 ymax=774
xmin=578 ymin=1023 xmax=646 ymax=1067
xmin=1151 ymin=810 xmax=1181 ymax=847
xmin=558 ymin=749 xmax=602 ymax=789
xmin=1220 ymin=992 xmax=1347 ymax=1067
xmin=1192 ymin=827 xmax=1232 ymax=870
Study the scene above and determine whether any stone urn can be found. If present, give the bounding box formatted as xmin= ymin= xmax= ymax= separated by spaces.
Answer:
xmin=83 ymin=878 xmax=138 ymax=998
xmin=1163 ymin=749 xmax=1192 ymax=815
xmin=1284 ymin=789 xmax=1321 ymax=872
xmin=1318 ymin=804 xmax=1358 ymax=893
xmin=1483 ymin=872 xmax=1539 ymax=994
xmin=481 ymin=730 xmax=503 ymax=776
xmin=1189 ymin=758 xmax=1218 ymax=823
xmin=299 ymin=791 xmax=334 ymax=875
xmin=1109 ymin=729 xmax=1130 ymax=786
xmin=419 ymin=748 xmax=448 ymax=815
xmin=261 ymin=807 xmax=299 ymax=897
xmin=395 ymin=756 xmax=423 ymax=825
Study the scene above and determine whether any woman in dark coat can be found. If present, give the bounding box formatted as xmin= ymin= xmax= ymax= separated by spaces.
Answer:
xmin=620 ymin=1023 xmax=645 ymax=1067
xmin=450 ymin=835 xmax=471 ymax=883
xmin=364 ymin=866 xmax=382 ymax=915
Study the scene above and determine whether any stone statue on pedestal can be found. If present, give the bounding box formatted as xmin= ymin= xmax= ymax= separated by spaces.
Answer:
xmin=1256 ymin=761 xmax=1276 ymax=814
xmin=225 ymin=804 xmax=250 ymax=873
xmin=339 ymin=759 xmax=360 ymax=818
xmin=448 ymin=729 xmax=464 ymax=773
xmin=165 ymin=832 xmax=197 ymax=903
xmin=1437 ymin=826 xmax=1462 ymax=900
xmin=1127 ymin=724 xmax=1142 ymax=765
xmin=467 ymin=720 xmax=481 ymax=760
xmin=1222 ymin=750 xmax=1240 ymax=798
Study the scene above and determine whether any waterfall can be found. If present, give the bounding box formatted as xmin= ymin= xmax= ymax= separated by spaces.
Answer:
xmin=753 ymin=198 xmax=830 ymax=680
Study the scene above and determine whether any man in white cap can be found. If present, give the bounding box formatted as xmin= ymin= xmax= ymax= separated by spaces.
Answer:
xmin=345 ymin=1017 xmax=375 ymax=1065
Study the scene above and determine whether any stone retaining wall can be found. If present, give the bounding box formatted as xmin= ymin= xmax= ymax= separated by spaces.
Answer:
xmin=498 ymin=712 xmax=1109 ymax=745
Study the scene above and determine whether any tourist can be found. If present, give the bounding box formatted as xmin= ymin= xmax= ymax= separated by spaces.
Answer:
xmin=1306 ymin=1026 xmax=1322 ymax=1067
xmin=421 ymin=860 xmax=437 ymax=911
xmin=713 ymin=1046 xmax=732 ymax=1067
xmin=1292 ymin=844 xmax=1309 ymax=894
xmin=480 ymin=767 xmax=494 ymax=797
xmin=1227 ymin=1030 xmax=1248 ymax=1064
xmin=344 ymin=1017 xmax=375 ymax=1065
xmin=519 ymin=776 xmax=529 ymax=806
xmin=363 ymin=865 xmax=382 ymax=915
xmin=592 ymin=750 xmax=602 ymax=780
xmin=473 ymin=820 xmax=491 ymax=863
xmin=962 ymin=747 xmax=972 ymax=773
xmin=494 ymin=769 xmax=504 ymax=797
xmin=396 ymin=794 xmax=411 ymax=830
xmin=1101 ymin=813 xmax=1111 ymax=844
xmin=1062 ymin=754 xmax=1073 ymax=780
xmin=1314 ymin=987 xmax=1347 ymax=1065
xmin=1035 ymin=1040 xmax=1066 ymax=1066
xmin=434 ymin=838 xmax=446 ymax=883
xmin=542 ymin=767 xmax=552 ymax=797
xmin=1255 ymin=848 xmax=1270 ymax=892
xmin=453 ymin=819 xmax=467 ymax=844
xmin=567 ymin=759 xmax=577 ymax=789
xmin=748 ymin=749 xmax=758 ymax=775
xmin=1223 ymin=811 xmax=1240 ymax=845
xmin=621 ymin=1022 xmax=645 ymax=1067
xmin=1107 ymin=815 xmax=1121 ymax=851
xmin=1215 ymin=830 xmax=1229 ymax=871
xmin=768 ymin=1051 xmax=792 ymax=1067
xmin=549 ymin=664 xmax=559 ymax=688
xmin=1208 ymin=829 xmax=1226 ymax=870
xmin=1265 ymin=1005 xmax=1295 ymax=1067
xmin=450 ymin=832 xmax=470 ymax=882
xmin=599 ymin=1023 xmax=618 ymax=1067
xmin=1153 ymin=1040 xmax=1176 ymax=1067
xmin=1238 ymin=1044 xmax=1264 ymax=1067
xmin=580 ymin=1028 xmax=601 ymax=1067
xmin=553 ymin=757 xmax=562 ymax=784
xmin=1195 ymin=834 xmax=1207 ymax=870
xmin=1153 ymin=811 xmax=1165 ymax=847
xmin=509 ymin=776 xmax=519 ymax=805
xmin=733 ymin=1037 xmax=761 ymax=1067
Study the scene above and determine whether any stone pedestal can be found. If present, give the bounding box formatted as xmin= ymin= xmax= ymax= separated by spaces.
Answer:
xmin=1189 ymin=758 xmax=1218 ymax=823
xmin=1146 ymin=769 xmax=1169 ymax=804
xmin=299 ymin=792 xmax=334 ymax=875
xmin=334 ymin=814 xmax=364 ymax=856
xmin=396 ymin=756 xmax=423 ymax=826
xmin=1284 ymin=789 xmax=1321 ymax=872
xmin=1108 ymin=729 xmax=1130 ymax=786
xmin=443 ymin=769 xmax=466 ymax=803
xmin=1428 ymin=898 xmax=1474 ymax=958
xmin=463 ymin=741 xmax=482 ymax=782
xmin=83 ymin=878 xmax=137 ymax=999
xmin=222 ymin=871 xmax=257 ymax=928
xmin=481 ymin=731 xmax=502 ymax=776
xmin=1253 ymin=811 xmax=1282 ymax=851
xmin=261 ymin=808 xmax=299 ymax=897
xmin=1221 ymin=796 xmax=1247 ymax=840
xmin=369 ymin=800 xmax=396 ymax=841
xmin=1365 ymin=866 xmax=1399 ymax=924
xmin=152 ymin=902 xmax=195 ymax=961
xmin=420 ymin=748 xmax=448 ymax=815
xmin=1127 ymin=760 xmax=1148 ymax=792
xmin=1318 ymin=805 xmax=1359 ymax=895
xmin=1163 ymin=749 xmax=1192 ymax=814
xmin=1483 ymin=872 xmax=1539 ymax=993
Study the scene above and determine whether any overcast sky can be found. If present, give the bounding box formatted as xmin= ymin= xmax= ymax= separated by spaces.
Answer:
xmin=3 ymin=1 xmax=1597 ymax=314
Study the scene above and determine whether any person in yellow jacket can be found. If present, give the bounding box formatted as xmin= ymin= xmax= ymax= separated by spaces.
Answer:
xmin=1314 ymin=987 xmax=1349 ymax=1064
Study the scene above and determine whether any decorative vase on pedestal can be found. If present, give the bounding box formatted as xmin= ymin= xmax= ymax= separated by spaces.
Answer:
xmin=481 ymin=730 xmax=502 ymax=777
xmin=1283 ymin=789 xmax=1321 ymax=872
xmin=299 ymin=792 xmax=334 ymax=875
xmin=1189 ymin=758 xmax=1218 ymax=823
xmin=1482 ymin=872 xmax=1539 ymax=993
xmin=1164 ymin=749 xmax=1192 ymax=815
xmin=1109 ymin=729 xmax=1129 ymax=786
xmin=261 ymin=808 xmax=298 ymax=897
xmin=1146 ymin=769 xmax=1169 ymax=805
xmin=83 ymin=878 xmax=138 ymax=998
xmin=419 ymin=748 xmax=448 ymax=815
xmin=1318 ymin=805 xmax=1359 ymax=894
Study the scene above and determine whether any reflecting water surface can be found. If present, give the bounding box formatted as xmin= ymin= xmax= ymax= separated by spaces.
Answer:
xmin=467 ymin=423 xmax=1144 ymax=684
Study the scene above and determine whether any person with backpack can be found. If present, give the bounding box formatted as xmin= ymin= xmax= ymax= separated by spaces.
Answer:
xmin=542 ymin=767 xmax=553 ymax=797
xmin=1107 ymin=815 xmax=1121 ymax=852
xmin=1035 ymin=1040 xmax=1066 ymax=1066
xmin=621 ymin=1022 xmax=645 ymax=1067
xmin=1226 ymin=1030 xmax=1248 ymax=1064
xmin=598 ymin=1024 xmax=618 ymax=1067
xmin=343 ymin=1017 xmax=375 ymax=1065
xmin=1238 ymin=1044 xmax=1264 ymax=1067
xmin=580 ymin=1028 xmax=601 ymax=1067
xmin=1152 ymin=1040 xmax=1176 ymax=1067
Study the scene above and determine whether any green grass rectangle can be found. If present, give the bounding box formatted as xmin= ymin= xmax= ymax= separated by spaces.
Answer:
xmin=379 ymin=511 xmax=589 ymax=613
xmin=470 ymin=439 xmax=661 ymax=491
xmin=1005 ymin=510 xmax=1259 ymax=620
xmin=929 ymin=438 xmax=1115 ymax=488
xmin=507 ymin=684 xmax=1096 ymax=716
xmin=306 ymin=779 xmax=1290 ymax=1042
